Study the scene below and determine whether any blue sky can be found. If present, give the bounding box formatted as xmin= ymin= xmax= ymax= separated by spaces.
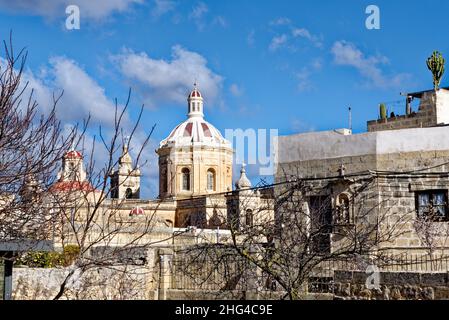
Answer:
xmin=1 ymin=0 xmax=448 ymax=197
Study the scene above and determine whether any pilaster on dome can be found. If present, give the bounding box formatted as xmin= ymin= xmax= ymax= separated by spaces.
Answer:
xmin=187 ymin=81 xmax=204 ymax=118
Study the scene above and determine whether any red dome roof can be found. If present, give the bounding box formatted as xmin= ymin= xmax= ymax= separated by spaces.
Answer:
xmin=65 ymin=150 xmax=83 ymax=159
xmin=160 ymin=117 xmax=229 ymax=147
xmin=50 ymin=181 xmax=95 ymax=192
xmin=189 ymin=88 xmax=202 ymax=98
xmin=129 ymin=207 xmax=145 ymax=216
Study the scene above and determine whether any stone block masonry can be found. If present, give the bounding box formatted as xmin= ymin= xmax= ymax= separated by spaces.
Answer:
xmin=334 ymin=270 xmax=449 ymax=300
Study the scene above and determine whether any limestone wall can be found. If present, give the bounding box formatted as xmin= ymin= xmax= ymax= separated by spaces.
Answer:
xmin=12 ymin=265 xmax=155 ymax=300
xmin=334 ymin=270 xmax=449 ymax=300
xmin=275 ymin=126 xmax=449 ymax=256
xmin=367 ymin=89 xmax=449 ymax=132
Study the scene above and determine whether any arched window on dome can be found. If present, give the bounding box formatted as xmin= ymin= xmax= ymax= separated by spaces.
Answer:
xmin=207 ymin=169 xmax=216 ymax=191
xmin=181 ymin=168 xmax=191 ymax=191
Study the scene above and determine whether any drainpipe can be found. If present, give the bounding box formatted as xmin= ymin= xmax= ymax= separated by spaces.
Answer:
xmin=2 ymin=252 xmax=13 ymax=300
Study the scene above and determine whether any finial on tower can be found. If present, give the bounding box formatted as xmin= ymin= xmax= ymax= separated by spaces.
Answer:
xmin=236 ymin=163 xmax=252 ymax=190
xmin=123 ymin=135 xmax=130 ymax=151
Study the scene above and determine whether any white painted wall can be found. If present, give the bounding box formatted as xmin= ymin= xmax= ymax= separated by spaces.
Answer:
xmin=435 ymin=89 xmax=449 ymax=125
xmin=276 ymin=126 xmax=449 ymax=164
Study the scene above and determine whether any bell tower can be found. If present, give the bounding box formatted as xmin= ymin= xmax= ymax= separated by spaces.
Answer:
xmin=110 ymin=139 xmax=141 ymax=199
xmin=58 ymin=150 xmax=87 ymax=182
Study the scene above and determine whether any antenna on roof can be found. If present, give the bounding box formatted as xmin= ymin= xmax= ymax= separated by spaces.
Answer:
xmin=348 ymin=106 xmax=352 ymax=132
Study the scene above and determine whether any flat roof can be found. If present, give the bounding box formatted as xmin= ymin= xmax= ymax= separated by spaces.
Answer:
xmin=408 ymin=87 xmax=449 ymax=98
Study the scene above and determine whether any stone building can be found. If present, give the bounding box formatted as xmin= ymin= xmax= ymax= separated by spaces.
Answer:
xmin=275 ymin=88 xmax=449 ymax=256
xmin=110 ymin=140 xmax=141 ymax=199
xmin=156 ymin=83 xmax=234 ymax=200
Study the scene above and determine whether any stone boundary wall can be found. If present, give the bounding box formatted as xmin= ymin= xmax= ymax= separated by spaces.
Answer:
xmin=334 ymin=270 xmax=449 ymax=300
xmin=367 ymin=112 xmax=433 ymax=132
xmin=12 ymin=265 xmax=153 ymax=300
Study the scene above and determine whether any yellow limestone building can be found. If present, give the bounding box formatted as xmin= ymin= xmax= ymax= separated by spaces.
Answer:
xmin=53 ymin=84 xmax=250 ymax=230
xmin=156 ymin=83 xmax=234 ymax=200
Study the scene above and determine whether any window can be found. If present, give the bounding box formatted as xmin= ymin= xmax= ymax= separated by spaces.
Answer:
xmin=416 ymin=190 xmax=448 ymax=221
xmin=245 ymin=209 xmax=253 ymax=227
xmin=309 ymin=196 xmax=332 ymax=254
xmin=207 ymin=169 xmax=215 ymax=191
xmin=181 ymin=168 xmax=190 ymax=191
xmin=160 ymin=167 xmax=167 ymax=193
xmin=335 ymin=193 xmax=351 ymax=224
xmin=68 ymin=162 xmax=77 ymax=180
xmin=125 ymin=188 xmax=133 ymax=199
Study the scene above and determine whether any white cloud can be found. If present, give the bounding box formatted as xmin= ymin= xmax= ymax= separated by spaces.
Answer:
xmin=189 ymin=2 xmax=208 ymax=19
xmin=311 ymin=59 xmax=323 ymax=70
xmin=292 ymin=28 xmax=322 ymax=48
xmin=0 ymin=0 xmax=143 ymax=20
xmin=112 ymin=45 xmax=224 ymax=108
xmin=268 ymin=18 xmax=322 ymax=52
xmin=331 ymin=40 xmax=410 ymax=88
xmin=19 ymin=57 xmax=119 ymax=127
xmin=229 ymin=83 xmax=243 ymax=97
xmin=151 ymin=0 xmax=176 ymax=18
xmin=2 ymin=56 xmax=159 ymax=197
xmin=269 ymin=17 xmax=291 ymax=26
xmin=291 ymin=118 xmax=315 ymax=133
xmin=213 ymin=16 xmax=228 ymax=28
xmin=296 ymin=68 xmax=313 ymax=92
xmin=189 ymin=2 xmax=208 ymax=30
xmin=295 ymin=59 xmax=323 ymax=92
xmin=50 ymin=57 xmax=118 ymax=124
xmin=247 ymin=30 xmax=255 ymax=47
xmin=269 ymin=34 xmax=288 ymax=52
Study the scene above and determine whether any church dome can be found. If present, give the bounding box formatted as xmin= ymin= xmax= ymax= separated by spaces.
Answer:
xmin=159 ymin=83 xmax=231 ymax=149
xmin=189 ymin=87 xmax=202 ymax=98
xmin=159 ymin=117 xmax=229 ymax=148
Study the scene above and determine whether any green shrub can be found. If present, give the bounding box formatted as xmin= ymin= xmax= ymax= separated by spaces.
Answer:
xmin=15 ymin=245 xmax=80 ymax=268
xmin=16 ymin=251 xmax=64 ymax=268
xmin=379 ymin=103 xmax=387 ymax=120
xmin=62 ymin=245 xmax=80 ymax=267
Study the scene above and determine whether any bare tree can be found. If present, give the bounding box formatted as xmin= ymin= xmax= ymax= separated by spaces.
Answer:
xmin=0 ymin=35 xmax=77 ymax=244
xmin=0 ymin=37 xmax=190 ymax=300
xmin=43 ymin=85 xmax=195 ymax=299
xmin=174 ymin=174 xmax=410 ymax=300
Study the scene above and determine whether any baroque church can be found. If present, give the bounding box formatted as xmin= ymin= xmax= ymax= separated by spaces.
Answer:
xmin=51 ymin=84 xmax=273 ymax=230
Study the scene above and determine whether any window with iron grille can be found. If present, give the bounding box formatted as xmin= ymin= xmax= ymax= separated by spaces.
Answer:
xmin=415 ymin=190 xmax=448 ymax=221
